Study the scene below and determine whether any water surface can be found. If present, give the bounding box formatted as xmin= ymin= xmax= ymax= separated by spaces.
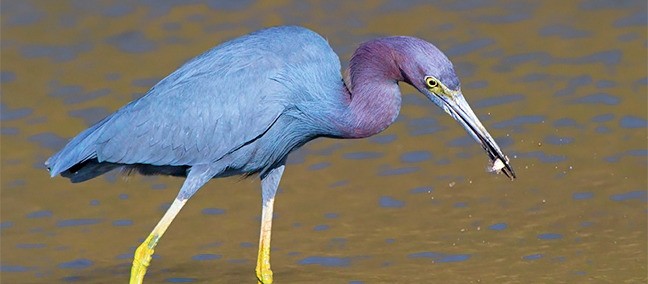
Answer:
xmin=1 ymin=1 xmax=646 ymax=283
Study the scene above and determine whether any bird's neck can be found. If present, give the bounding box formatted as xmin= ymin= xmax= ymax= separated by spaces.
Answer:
xmin=337 ymin=42 xmax=404 ymax=138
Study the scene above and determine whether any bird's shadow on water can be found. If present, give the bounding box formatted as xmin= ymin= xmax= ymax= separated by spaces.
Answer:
xmin=66 ymin=261 xmax=365 ymax=283
xmin=159 ymin=262 xmax=253 ymax=283
xmin=66 ymin=261 xmax=258 ymax=283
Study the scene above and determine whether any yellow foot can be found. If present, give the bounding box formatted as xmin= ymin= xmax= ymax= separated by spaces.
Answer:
xmin=256 ymin=268 xmax=273 ymax=284
xmin=256 ymin=241 xmax=273 ymax=284
xmin=130 ymin=234 xmax=158 ymax=284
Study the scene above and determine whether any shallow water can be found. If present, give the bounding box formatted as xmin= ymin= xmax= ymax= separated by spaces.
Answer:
xmin=1 ymin=1 xmax=646 ymax=283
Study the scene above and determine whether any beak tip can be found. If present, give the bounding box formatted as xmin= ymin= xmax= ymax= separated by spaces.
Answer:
xmin=504 ymin=167 xmax=517 ymax=180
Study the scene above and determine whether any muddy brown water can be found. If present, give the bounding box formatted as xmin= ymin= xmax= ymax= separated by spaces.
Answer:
xmin=1 ymin=1 xmax=646 ymax=283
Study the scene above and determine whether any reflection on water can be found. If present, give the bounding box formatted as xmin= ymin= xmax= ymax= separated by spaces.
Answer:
xmin=2 ymin=1 xmax=647 ymax=283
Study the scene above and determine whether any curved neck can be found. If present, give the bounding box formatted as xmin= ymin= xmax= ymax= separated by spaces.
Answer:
xmin=336 ymin=41 xmax=405 ymax=138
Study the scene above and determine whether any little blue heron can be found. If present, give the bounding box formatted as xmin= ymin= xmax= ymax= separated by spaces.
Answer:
xmin=46 ymin=26 xmax=515 ymax=283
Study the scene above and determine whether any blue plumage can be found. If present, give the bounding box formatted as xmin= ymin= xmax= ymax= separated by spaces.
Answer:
xmin=47 ymin=26 xmax=344 ymax=181
xmin=46 ymin=25 xmax=515 ymax=283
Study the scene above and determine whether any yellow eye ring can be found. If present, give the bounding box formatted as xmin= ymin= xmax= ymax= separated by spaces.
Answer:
xmin=425 ymin=77 xmax=438 ymax=88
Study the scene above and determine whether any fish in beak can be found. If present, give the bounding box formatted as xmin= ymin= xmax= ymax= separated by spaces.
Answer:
xmin=421 ymin=75 xmax=516 ymax=180
xmin=443 ymin=91 xmax=516 ymax=180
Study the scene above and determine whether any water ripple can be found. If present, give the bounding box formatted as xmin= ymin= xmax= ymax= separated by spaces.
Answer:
xmin=192 ymin=254 xmax=222 ymax=261
xmin=57 ymin=218 xmax=102 ymax=227
xmin=473 ymin=94 xmax=524 ymax=108
xmin=309 ymin=162 xmax=330 ymax=170
xmin=609 ymin=191 xmax=647 ymax=202
xmin=544 ymin=135 xmax=574 ymax=145
xmin=165 ymin=277 xmax=196 ymax=283
xmin=0 ymin=71 xmax=16 ymax=83
xmin=379 ymin=196 xmax=405 ymax=208
xmin=408 ymin=252 xmax=471 ymax=263
xmin=570 ymin=93 xmax=620 ymax=105
xmin=400 ymin=151 xmax=432 ymax=163
xmin=488 ymin=223 xmax=508 ymax=231
xmin=22 ymin=42 xmax=92 ymax=61
xmin=523 ymin=253 xmax=543 ymax=260
xmin=614 ymin=11 xmax=647 ymax=27
xmin=3 ymin=2 xmax=43 ymax=26
xmin=112 ymin=219 xmax=133 ymax=226
xmin=537 ymin=233 xmax=563 ymax=240
xmin=0 ymin=265 xmax=30 ymax=272
xmin=28 ymin=132 xmax=68 ymax=151
xmin=343 ymin=151 xmax=383 ymax=160
xmin=26 ymin=210 xmax=53 ymax=218
xmin=539 ymin=24 xmax=590 ymax=38
xmin=553 ymin=118 xmax=579 ymax=128
xmin=106 ymin=31 xmax=157 ymax=53
xmin=513 ymin=151 xmax=566 ymax=163
xmin=619 ymin=116 xmax=646 ymax=128
xmin=201 ymin=208 xmax=226 ymax=215
xmin=572 ymin=192 xmax=594 ymax=200
xmin=378 ymin=166 xmax=419 ymax=176
xmin=299 ymin=256 xmax=351 ymax=267
xmin=1 ymin=103 xmax=32 ymax=121
xmin=370 ymin=134 xmax=396 ymax=144
xmin=492 ymin=115 xmax=545 ymax=129
xmin=554 ymin=75 xmax=592 ymax=97
xmin=591 ymin=114 xmax=614 ymax=123
xmin=58 ymin=258 xmax=93 ymax=269
xmin=446 ymin=38 xmax=494 ymax=57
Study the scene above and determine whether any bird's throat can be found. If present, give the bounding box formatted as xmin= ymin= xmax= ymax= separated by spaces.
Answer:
xmin=339 ymin=79 xmax=402 ymax=138
xmin=335 ymin=39 xmax=408 ymax=139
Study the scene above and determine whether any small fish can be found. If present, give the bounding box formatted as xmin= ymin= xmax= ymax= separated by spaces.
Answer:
xmin=488 ymin=156 xmax=509 ymax=174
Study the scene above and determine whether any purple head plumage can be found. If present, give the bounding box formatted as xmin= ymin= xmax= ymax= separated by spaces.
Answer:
xmin=347 ymin=35 xmax=516 ymax=179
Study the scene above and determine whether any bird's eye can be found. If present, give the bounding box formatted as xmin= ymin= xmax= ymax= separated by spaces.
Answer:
xmin=425 ymin=77 xmax=438 ymax=88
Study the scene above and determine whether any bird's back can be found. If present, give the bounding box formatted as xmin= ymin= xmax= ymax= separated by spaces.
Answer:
xmin=47 ymin=26 xmax=343 ymax=182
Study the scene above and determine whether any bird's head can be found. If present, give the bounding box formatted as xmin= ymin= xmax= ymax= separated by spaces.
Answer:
xmin=383 ymin=36 xmax=516 ymax=179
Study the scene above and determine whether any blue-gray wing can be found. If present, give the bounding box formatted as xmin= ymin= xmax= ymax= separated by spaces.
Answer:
xmin=48 ymin=38 xmax=288 ymax=175
xmin=96 ymin=54 xmax=286 ymax=166
xmin=46 ymin=26 xmax=339 ymax=176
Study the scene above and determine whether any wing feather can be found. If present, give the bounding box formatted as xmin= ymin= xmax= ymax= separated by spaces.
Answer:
xmin=46 ymin=26 xmax=338 ymax=177
xmin=90 ymin=41 xmax=287 ymax=166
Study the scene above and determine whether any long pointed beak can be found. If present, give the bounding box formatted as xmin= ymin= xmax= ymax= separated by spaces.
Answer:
xmin=439 ymin=91 xmax=516 ymax=180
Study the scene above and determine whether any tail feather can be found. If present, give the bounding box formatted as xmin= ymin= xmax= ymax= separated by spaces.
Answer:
xmin=47 ymin=117 xmax=111 ymax=179
xmin=47 ymin=114 xmax=192 ymax=183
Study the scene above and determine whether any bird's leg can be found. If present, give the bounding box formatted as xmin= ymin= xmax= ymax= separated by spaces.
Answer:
xmin=256 ymin=165 xmax=285 ymax=284
xmin=256 ymin=196 xmax=275 ymax=284
xmin=130 ymin=165 xmax=217 ymax=284
xmin=130 ymin=198 xmax=187 ymax=284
